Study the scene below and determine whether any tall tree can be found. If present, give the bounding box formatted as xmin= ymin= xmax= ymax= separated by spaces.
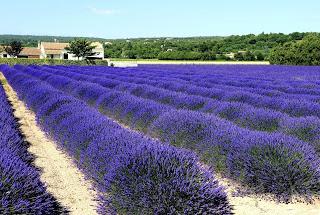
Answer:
xmin=4 ymin=41 xmax=23 ymax=57
xmin=65 ymin=39 xmax=96 ymax=60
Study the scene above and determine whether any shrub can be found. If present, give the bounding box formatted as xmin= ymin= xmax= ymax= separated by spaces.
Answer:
xmin=102 ymin=144 xmax=232 ymax=215
xmin=150 ymin=110 xmax=320 ymax=201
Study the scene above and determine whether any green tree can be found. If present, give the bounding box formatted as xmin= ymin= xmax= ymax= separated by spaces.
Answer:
xmin=4 ymin=41 xmax=23 ymax=57
xmin=234 ymin=52 xmax=244 ymax=61
xmin=255 ymin=51 xmax=265 ymax=61
xmin=65 ymin=39 xmax=96 ymax=60
xmin=270 ymin=34 xmax=320 ymax=65
xmin=243 ymin=51 xmax=256 ymax=61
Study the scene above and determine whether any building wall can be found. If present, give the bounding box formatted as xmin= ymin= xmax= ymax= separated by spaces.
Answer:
xmin=43 ymin=53 xmax=61 ymax=59
xmin=92 ymin=47 xmax=105 ymax=59
xmin=40 ymin=44 xmax=46 ymax=59
xmin=48 ymin=54 xmax=61 ymax=59
xmin=0 ymin=53 xmax=13 ymax=58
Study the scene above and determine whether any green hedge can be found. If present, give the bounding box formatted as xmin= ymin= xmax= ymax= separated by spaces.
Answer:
xmin=0 ymin=58 xmax=109 ymax=66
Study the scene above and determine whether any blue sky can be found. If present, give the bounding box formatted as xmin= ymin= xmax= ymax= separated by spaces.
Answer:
xmin=1 ymin=0 xmax=320 ymax=39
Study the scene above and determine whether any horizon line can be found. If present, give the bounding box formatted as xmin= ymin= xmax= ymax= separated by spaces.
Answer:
xmin=0 ymin=31 xmax=318 ymax=41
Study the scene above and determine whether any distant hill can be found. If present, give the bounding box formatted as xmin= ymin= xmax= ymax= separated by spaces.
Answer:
xmin=107 ymin=36 xmax=225 ymax=42
xmin=0 ymin=35 xmax=107 ymax=47
xmin=0 ymin=35 xmax=226 ymax=47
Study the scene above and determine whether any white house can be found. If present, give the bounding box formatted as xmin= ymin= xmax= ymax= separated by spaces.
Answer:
xmin=40 ymin=42 xmax=69 ymax=59
xmin=87 ymin=42 xmax=104 ymax=60
xmin=39 ymin=41 xmax=104 ymax=60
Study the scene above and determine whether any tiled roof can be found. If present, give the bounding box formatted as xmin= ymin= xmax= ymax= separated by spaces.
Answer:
xmin=20 ymin=47 xmax=41 ymax=56
xmin=41 ymin=42 xmax=69 ymax=50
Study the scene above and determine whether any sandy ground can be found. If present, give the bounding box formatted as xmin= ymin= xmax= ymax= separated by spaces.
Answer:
xmin=217 ymin=176 xmax=320 ymax=215
xmin=1 ymin=73 xmax=98 ymax=215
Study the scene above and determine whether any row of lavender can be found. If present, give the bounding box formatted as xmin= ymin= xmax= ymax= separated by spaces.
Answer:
xmin=63 ymin=65 xmax=320 ymax=101
xmin=0 ymin=83 xmax=65 ymax=213
xmin=26 ymin=65 xmax=320 ymax=151
xmin=11 ymin=65 xmax=320 ymax=202
xmin=74 ymin=65 xmax=320 ymax=117
xmin=44 ymin=65 xmax=320 ymax=120
xmin=1 ymin=65 xmax=232 ymax=214
xmin=137 ymin=64 xmax=320 ymax=94
xmin=86 ymin=65 xmax=320 ymax=102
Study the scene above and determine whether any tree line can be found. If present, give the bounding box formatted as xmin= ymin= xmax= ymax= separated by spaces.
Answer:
xmin=1 ymin=32 xmax=320 ymax=65
xmin=269 ymin=34 xmax=320 ymax=65
xmin=104 ymin=32 xmax=311 ymax=61
xmin=0 ymin=35 xmax=106 ymax=47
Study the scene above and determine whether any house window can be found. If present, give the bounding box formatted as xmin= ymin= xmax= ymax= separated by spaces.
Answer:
xmin=3 ymin=54 xmax=7 ymax=58
xmin=63 ymin=53 xmax=68 ymax=60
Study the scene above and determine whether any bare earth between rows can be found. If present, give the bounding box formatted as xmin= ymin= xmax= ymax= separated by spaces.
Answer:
xmin=1 ymin=73 xmax=319 ymax=215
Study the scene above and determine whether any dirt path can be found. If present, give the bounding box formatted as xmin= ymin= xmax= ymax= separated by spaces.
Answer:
xmin=1 ymin=74 xmax=98 ymax=215
xmin=218 ymin=176 xmax=320 ymax=215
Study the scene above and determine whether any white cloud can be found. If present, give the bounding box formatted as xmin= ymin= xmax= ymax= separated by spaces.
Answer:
xmin=89 ymin=7 xmax=117 ymax=15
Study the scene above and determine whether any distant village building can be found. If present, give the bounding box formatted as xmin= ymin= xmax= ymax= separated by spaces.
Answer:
xmin=225 ymin=53 xmax=235 ymax=59
xmin=225 ymin=51 xmax=247 ymax=59
xmin=89 ymin=42 xmax=105 ymax=60
xmin=0 ymin=41 xmax=104 ymax=60
xmin=40 ymin=41 xmax=104 ymax=60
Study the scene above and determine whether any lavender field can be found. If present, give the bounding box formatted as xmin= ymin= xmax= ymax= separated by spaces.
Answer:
xmin=1 ymin=64 xmax=320 ymax=214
